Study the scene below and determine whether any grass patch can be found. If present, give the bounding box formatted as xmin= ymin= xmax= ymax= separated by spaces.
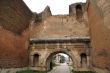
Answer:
xmin=16 ymin=70 xmax=47 ymax=73
xmin=72 ymin=70 xmax=96 ymax=73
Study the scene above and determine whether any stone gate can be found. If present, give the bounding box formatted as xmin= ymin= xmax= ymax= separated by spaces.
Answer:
xmin=29 ymin=37 xmax=90 ymax=71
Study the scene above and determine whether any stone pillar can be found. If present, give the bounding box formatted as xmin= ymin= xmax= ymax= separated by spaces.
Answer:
xmin=87 ymin=56 xmax=90 ymax=68
xmin=85 ymin=43 xmax=90 ymax=68
xmin=30 ymin=55 xmax=34 ymax=67
xmin=29 ymin=44 xmax=35 ymax=67
xmin=36 ymin=53 xmax=47 ymax=71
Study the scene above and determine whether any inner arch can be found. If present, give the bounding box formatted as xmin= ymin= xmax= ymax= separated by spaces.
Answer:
xmin=45 ymin=50 xmax=75 ymax=70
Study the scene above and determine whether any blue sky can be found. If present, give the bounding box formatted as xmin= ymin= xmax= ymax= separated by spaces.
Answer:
xmin=23 ymin=0 xmax=86 ymax=15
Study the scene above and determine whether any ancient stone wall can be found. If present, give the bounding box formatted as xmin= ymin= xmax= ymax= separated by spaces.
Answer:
xmin=87 ymin=0 xmax=110 ymax=72
xmin=0 ymin=0 xmax=32 ymax=68
xmin=30 ymin=3 xmax=89 ymax=39
xmin=42 ymin=6 xmax=52 ymax=21
xmin=31 ymin=16 xmax=89 ymax=38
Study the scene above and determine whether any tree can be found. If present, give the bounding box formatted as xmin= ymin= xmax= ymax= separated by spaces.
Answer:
xmin=60 ymin=55 xmax=66 ymax=63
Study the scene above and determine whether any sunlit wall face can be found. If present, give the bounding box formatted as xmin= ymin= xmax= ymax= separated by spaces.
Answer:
xmin=23 ymin=0 xmax=87 ymax=15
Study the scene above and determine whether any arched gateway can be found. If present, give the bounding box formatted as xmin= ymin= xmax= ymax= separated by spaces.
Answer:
xmin=29 ymin=37 xmax=90 ymax=71
xmin=45 ymin=49 xmax=75 ymax=70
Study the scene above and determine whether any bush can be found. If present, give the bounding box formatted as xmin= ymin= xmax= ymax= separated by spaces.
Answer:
xmin=49 ymin=61 xmax=57 ymax=70
xmin=16 ymin=70 xmax=47 ymax=73
xmin=72 ymin=70 xmax=96 ymax=73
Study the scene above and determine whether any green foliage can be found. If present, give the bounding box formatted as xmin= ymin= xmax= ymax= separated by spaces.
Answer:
xmin=60 ymin=55 xmax=66 ymax=63
xmin=49 ymin=61 xmax=56 ymax=70
xmin=72 ymin=70 xmax=96 ymax=73
xmin=16 ymin=70 xmax=47 ymax=73
xmin=52 ymin=62 xmax=57 ymax=67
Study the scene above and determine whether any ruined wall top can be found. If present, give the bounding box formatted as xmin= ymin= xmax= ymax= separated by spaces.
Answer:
xmin=42 ymin=6 xmax=52 ymax=20
xmin=30 ymin=2 xmax=89 ymax=39
xmin=69 ymin=3 xmax=86 ymax=16
xmin=33 ymin=2 xmax=87 ymax=22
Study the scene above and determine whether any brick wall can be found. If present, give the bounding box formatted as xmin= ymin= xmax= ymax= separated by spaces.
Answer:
xmin=0 ymin=0 xmax=32 ymax=68
xmin=87 ymin=0 xmax=110 ymax=70
xmin=0 ymin=0 xmax=32 ymax=34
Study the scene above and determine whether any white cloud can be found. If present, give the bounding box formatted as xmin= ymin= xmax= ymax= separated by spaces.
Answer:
xmin=23 ymin=0 xmax=86 ymax=15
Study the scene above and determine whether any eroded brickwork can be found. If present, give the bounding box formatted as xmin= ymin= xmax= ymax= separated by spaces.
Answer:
xmin=87 ymin=0 xmax=110 ymax=71
xmin=0 ymin=0 xmax=32 ymax=68
xmin=0 ymin=0 xmax=32 ymax=34
xmin=30 ymin=3 xmax=89 ymax=39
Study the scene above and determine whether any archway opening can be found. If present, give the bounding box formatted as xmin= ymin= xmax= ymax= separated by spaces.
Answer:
xmin=33 ymin=54 xmax=39 ymax=67
xmin=76 ymin=4 xmax=83 ymax=19
xmin=46 ymin=51 xmax=74 ymax=71
xmin=80 ymin=53 xmax=87 ymax=68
